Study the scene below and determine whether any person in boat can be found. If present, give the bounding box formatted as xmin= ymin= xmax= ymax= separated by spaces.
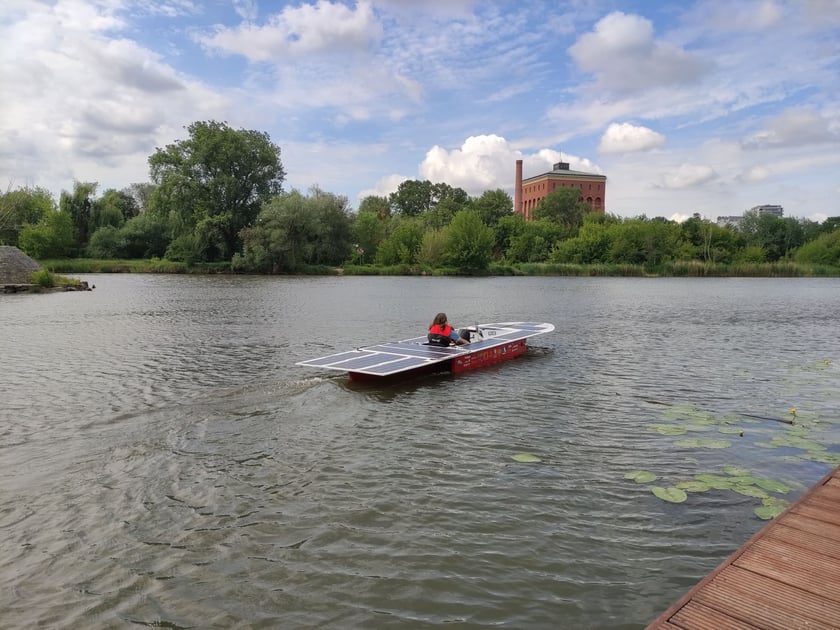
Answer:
xmin=428 ymin=312 xmax=470 ymax=346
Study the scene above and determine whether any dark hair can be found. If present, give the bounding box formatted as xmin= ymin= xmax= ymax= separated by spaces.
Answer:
xmin=430 ymin=312 xmax=447 ymax=328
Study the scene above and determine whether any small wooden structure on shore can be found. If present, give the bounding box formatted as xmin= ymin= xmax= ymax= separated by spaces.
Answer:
xmin=647 ymin=464 xmax=840 ymax=629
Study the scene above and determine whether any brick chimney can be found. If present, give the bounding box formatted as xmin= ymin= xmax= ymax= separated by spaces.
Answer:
xmin=514 ymin=159 xmax=523 ymax=216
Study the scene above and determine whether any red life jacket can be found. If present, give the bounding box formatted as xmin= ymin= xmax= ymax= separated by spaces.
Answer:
xmin=428 ymin=323 xmax=453 ymax=346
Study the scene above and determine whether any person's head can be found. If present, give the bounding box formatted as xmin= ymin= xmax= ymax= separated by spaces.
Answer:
xmin=432 ymin=312 xmax=447 ymax=327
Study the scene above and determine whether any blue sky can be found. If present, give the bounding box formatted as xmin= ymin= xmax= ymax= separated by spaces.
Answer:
xmin=2 ymin=0 xmax=838 ymax=221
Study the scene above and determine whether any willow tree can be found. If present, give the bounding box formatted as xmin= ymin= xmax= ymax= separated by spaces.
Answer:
xmin=148 ymin=120 xmax=285 ymax=261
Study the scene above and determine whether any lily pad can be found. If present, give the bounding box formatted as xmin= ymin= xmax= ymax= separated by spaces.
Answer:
xmin=624 ymin=470 xmax=657 ymax=483
xmin=731 ymin=485 xmax=770 ymax=499
xmin=755 ymin=503 xmax=786 ymax=520
xmin=674 ymin=438 xmax=732 ymax=449
xmin=723 ymin=466 xmax=751 ymax=477
xmin=754 ymin=478 xmax=790 ymax=494
xmin=648 ymin=424 xmax=687 ymax=436
xmin=718 ymin=426 xmax=745 ymax=435
xmin=694 ymin=474 xmax=736 ymax=490
xmin=652 ymin=486 xmax=688 ymax=503
xmin=675 ymin=480 xmax=711 ymax=492
xmin=511 ymin=453 xmax=541 ymax=463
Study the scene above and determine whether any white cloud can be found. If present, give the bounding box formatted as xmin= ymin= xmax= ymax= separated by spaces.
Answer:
xmin=743 ymin=108 xmax=840 ymax=148
xmin=232 ymin=0 xmax=259 ymax=21
xmin=657 ymin=164 xmax=718 ymax=189
xmin=568 ymin=11 xmax=710 ymax=96
xmin=197 ymin=1 xmax=382 ymax=60
xmin=362 ymin=135 xmax=602 ymax=201
xmin=598 ymin=122 xmax=665 ymax=154
xmin=739 ymin=165 xmax=771 ymax=182
xmin=696 ymin=0 xmax=783 ymax=31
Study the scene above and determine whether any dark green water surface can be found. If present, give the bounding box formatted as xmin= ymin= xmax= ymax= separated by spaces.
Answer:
xmin=1 ymin=275 xmax=838 ymax=628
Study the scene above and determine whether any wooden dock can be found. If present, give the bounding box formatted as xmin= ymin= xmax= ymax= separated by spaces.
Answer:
xmin=646 ymin=464 xmax=840 ymax=630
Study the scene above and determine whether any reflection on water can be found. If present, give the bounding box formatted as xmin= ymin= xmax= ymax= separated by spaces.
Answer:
xmin=1 ymin=275 xmax=839 ymax=628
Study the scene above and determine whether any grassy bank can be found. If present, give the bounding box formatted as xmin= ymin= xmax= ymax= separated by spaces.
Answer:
xmin=38 ymin=258 xmax=840 ymax=277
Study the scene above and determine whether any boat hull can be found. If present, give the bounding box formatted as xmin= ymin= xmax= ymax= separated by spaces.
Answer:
xmin=348 ymin=339 xmax=528 ymax=382
xmin=451 ymin=339 xmax=527 ymax=373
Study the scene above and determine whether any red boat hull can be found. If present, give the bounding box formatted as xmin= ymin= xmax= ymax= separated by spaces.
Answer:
xmin=451 ymin=339 xmax=528 ymax=372
xmin=348 ymin=339 xmax=528 ymax=383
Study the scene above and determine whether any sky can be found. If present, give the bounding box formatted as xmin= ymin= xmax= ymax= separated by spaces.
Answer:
xmin=1 ymin=0 xmax=839 ymax=222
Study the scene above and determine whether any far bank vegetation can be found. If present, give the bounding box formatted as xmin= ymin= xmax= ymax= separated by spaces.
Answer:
xmin=2 ymin=120 xmax=839 ymax=277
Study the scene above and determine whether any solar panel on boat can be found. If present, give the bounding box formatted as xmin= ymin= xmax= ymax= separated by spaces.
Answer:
xmin=296 ymin=322 xmax=554 ymax=376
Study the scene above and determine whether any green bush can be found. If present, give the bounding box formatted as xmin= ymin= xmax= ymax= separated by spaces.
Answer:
xmin=30 ymin=268 xmax=55 ymax=287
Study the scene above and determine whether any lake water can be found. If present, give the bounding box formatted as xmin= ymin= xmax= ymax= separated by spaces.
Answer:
xmin=1 ymin=274 xmax=839 ymax=628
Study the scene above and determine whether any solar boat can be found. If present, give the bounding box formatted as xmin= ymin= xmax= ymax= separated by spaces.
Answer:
xmin=296 ymin=321 xmax=555 ymax=383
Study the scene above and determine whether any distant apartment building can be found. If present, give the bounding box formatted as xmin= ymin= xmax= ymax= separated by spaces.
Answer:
xmin=750 ymin=204 xmax=784 ymax=217
xmin=514 ymin=159 xmax=606 ymax=220
xmin=716 ymin=215 xmax=743 ymax=228
xmin=717 ymin=205 xmax=784 ymax=227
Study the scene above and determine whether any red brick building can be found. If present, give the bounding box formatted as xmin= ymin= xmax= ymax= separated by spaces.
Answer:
xmin=514 ymin=159 xmax=606 ymax=220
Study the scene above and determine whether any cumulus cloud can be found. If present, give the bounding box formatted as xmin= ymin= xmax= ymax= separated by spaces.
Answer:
xmin=695 ymin=0 xmax=783 ymax=31
xmin=197 ymin=1 xmax=382 ymax=60
xmin=363 ymin=135 xmax=601 ymax=200
xmin=739 ymin=165 xmax=771 ymax=182
xmin=598 ymin=122 xmax=665 ymax=153
xmin=568 ymin=12 xmax=711 ymax=95
xmin=657 ymin=164 xmax=718 ymax=189
xmin=743 ymin=108 xmax=840 ymax=148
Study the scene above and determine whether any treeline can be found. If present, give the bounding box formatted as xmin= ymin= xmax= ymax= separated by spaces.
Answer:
xmin=2 ymin=119 xmax=839 ymax=274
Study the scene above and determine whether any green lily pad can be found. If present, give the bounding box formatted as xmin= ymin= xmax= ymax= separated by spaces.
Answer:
xmin=648 ymin=424 xmax=687 ymax=436
xmin=754 ymin=478 xmax=790 ymax=494
xmin=719 ymin=426 xmax=745 ymax=435
xmin=694 ymin=474 xmax=736 ymax=490
xmin=652 ymin=486 xmax=688 ymax=503
xmin=511 ymin=453 xmax=541 ymax=463
xmin=755 ymin=503 xmax=786 ymax=520
xmin=803 ymin=451 xmax=840 ymax=466
xmin=731 ymin=485 xmax=770 ymax=499
xmin=722 ymin=466 xmax=751 ymax=476
xmin=674 ymin=438 xmax=732 ymax=449
xmin=675 ymin=480 xmax=711 ymax=492
xmin=762 ymin=496 xmax=790 ymax=509
xmin=624 ymin=470 xmax=657 ymax=483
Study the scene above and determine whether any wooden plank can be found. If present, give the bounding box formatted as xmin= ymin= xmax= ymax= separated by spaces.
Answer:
xmin=669 ymin=600 xmax=758 ymax=630
xmin=645 ymin=466 xmax=840 ymax=629
xmin=765 ymin=523 xmax=840 ymax=560
xmin=695 ymin=565 xmax=840 ymax=629
xmin=735 ymin=537 xmax=840 ymax=601
xmin=791 ymin=502 xmax=840 ymax=527
xmin=778 ymin=512 xmax=840 ymax=540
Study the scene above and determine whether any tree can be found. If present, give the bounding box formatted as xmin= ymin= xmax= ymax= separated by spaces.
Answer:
xmin=120 ymin=213 xmax=170 ymax=258
xmin=0 ymin=186 xmax=55 ymax=246
xmin=738 ymin=211 xmax=805 ymax=261
xmin=505 ymin=219 xmax=565 ymax=263
xmin=351 ymin=209 xmax=386 ymax=263
xmin=238 ymin=190 xmax=317 ymax=272
xmin=60 ymin=181 xmax=97 ymax=249
xmin=607 ymin=218 xmax=681 ymax=266
xmin=90 ymin=188 xmax=132 ymax=234
xmin=124 ymin=182 xmax=156 ymax=215
xmin=551 ymin=213 xmax=618 ymax=264
xmin=357 ymin=195 xmax=392 ymax=220
xmin=795 ymin=230 xmax=840 ymax=266
xmin=470 ymin=189 xmax=512 ymax=227
xmin=389 ymin=180 xmax=432 ymax=216
xmin=308 ymin=186 xmax=353 ymax=266
xmin=375 ymin=217 xmax=423 ymax=265
xmin=533 ymin=187 xmax=589 ymax=233
xmin=443 ymin=210 xmax=494 ymax=270
xmin=18 ymin=209 xmax=76 ymax=259
xmin=148 ymin=120 xmax=285 ymax=261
